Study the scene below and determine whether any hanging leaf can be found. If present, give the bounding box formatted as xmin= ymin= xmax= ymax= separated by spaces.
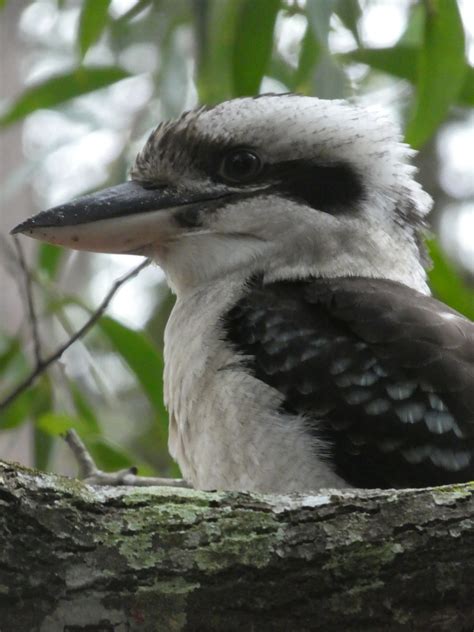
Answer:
xmin=344 ymin=46 xmax=474 ymax=107
xmin=405 ymin=0 xmax=466 ymax=148
xmin=0 ymin=338 xmax=30 ymax=427
xmin=0 ymin=66 xmax=130 ymax=128
xmin=428 ymin=241 xmax=474 ymax=321
xmin=232 ymin=0 xmax=280 ymax=96
xmin=69 ymin=383 xmax=101 ymax=433
xmin=196 ymin=0 xmax=241 ymax=103
xmin=0 ymin=390 xmax=32 ymax=430
xmin=293 ymin=24 xmax=321 ymax=93
xmin=97 ymin=316 xmax=168 ymax=430
xmin=0 ymin=338 xmax=21 ymax=375
xmin=334 ymin=0 xmax=361 ymax=45
xmin=460 ymin=70 xmax=474 ymax=105
xmin=78 ymin=0 xmax=112 ymax=59
xmin=397 ymin=1 xmax=424 ymax=47
xmin=345 ymin=46 xmax=417 ymax=83
xmin=37 ymin=244 xmax=63 ymax=281
xmin=29 ymin=375 xmax=54 ymax=470
xmin=37 ymin=412 xmax=95 ymax=438
xmin=346 ymin=47 xmax=474 ymax=107
xmin=87 ymin=437 xmax=137 ymax=470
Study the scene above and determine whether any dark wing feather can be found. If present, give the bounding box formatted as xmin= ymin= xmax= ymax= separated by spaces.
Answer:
xmin=223 ymin=277 xmax=474 ymax=488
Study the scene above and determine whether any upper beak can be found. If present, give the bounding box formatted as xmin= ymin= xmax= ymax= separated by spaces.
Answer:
xmin=10 ymin=181 xmax=229 ymax=254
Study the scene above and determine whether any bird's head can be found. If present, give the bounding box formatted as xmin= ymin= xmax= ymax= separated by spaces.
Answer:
xmin=12 ymin=94 xmax=432 ymax=294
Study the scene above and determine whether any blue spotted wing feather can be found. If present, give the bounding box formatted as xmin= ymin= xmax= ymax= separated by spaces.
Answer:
xmin=224 ymin=277 xmax=474 ymax=488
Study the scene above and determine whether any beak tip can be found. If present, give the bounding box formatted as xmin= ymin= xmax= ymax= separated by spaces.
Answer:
xmin=10 ymin=218 xmax=40 ymax=236
xmin=10 ymin=214 xmax=56 ymax=237
xmin=10 ymin=223 xmax=26 ymax=236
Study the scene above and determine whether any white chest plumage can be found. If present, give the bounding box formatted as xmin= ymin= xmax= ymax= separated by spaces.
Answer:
xmin=163 ymin=276 xmax=346 ymax=492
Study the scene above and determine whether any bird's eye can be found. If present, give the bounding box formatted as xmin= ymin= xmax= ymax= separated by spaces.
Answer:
xmin=219 ymin=149 xmax=262 ymax=184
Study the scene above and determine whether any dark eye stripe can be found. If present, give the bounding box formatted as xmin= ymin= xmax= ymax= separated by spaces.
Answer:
xmin=268 ymin=160 xmax=365 ymax=214
xmin=141 ymin=123 xmax=365 ymax=214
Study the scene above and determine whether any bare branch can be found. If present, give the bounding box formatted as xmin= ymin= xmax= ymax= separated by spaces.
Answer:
xmin=63 ymin=429 xmax=102 ymax=478
xmin=64 ymin=429 xmax=190 ymax=487
xmin=0 ymin=257 xmax=151 ymax=412
xmin=12 ymin=237 xmax=43 ymax=366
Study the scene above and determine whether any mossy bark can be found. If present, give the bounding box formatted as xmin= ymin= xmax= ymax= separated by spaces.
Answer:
xmin=0 ymin=460 xmax=473 ymax=631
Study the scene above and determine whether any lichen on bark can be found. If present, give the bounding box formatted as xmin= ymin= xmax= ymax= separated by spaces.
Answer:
xmin=1 ymin=460 xmax=473 ymax=631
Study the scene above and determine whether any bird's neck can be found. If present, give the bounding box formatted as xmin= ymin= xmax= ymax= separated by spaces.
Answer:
xmin=263 ymin=248 xmax=430 ymax=295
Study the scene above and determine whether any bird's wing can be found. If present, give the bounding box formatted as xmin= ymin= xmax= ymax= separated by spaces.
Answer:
xmin=223 ymin=277 xmax=474 ymax=488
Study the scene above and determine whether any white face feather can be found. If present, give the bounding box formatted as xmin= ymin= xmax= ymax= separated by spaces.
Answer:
xmin=19 ymin=95 xmax=432 ymax=295
xmin=132 ymin=95 xmax=432 ymax=295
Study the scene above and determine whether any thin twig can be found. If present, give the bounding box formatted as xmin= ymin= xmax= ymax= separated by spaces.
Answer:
xmin=64 ymin=429 xmax=103 ymax=478
xmin=64 ymin=428 xmax=190 ymax=487
xmin=0 ymin=258 xmax=151 ymax=413
xmin=13 ymin=237 xmax=43 ymax=366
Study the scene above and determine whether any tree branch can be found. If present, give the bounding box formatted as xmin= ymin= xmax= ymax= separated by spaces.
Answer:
xmin=0 ymin=258 xmax=151 ymax=412
xmin=0 ymin=459 xmax=473 ymax=631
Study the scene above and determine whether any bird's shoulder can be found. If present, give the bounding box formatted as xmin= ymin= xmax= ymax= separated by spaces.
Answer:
xmin=222 ymin=275 xmax=474 ymax=488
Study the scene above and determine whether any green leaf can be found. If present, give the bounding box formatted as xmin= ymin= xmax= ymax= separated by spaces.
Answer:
xmin=0 ymin=66 xmax=130 ymax=128
xmin=88 ymin=437 xmax=155 ymax=474
xmin=405 ymin=0 xmax=466 ymax=148
xmin=345 ymin=46 xmax=417 ymax=83
xmin=344 ymin=46 xmax=474 ymax=107
xmin=428 ymin=240 xmax=474 ymax=321
xmin=37 ymin=243 xmax=63 ymax=281
xmin=38 ymin=413 xmax=155 ymax=473
xmin=459 ymin=67 xmax=474 ymax=105
xmin=232 ymin=0 xmax=280 ymax=96
xmin=334 ymin=0 xmax=361 ymax=45
xmin=34 ymin=427 xmax=54 ymax=471
xmin=97 ymin=316 xmax=168 ymax=429
xmin=0 ymin=390 xmax=32 ymax=430
xmin=30 ymin=376 xmax=54 ymax=470
xmin=397 ymin=1 xmax=424 ymax=47
xmin=0 ymin=338 xmax=21 ymax=375
xmin=195 ymin=0 xmax=241 ymax=103
xmin=293 ymin=24 xmax=321 ymax=92
xmin=78 ymin=0 xmax=112 ymax=59
xmin=38 ymin=412 xmax=154 ymax=474
xmin=88 ymin=438 xmax=136 ymax=470
xmin=37 ymin=412 xmax=93 ymax=437
xmin=0 ymin=337 xmax=30 ymax=421
xmin=0 ymin=0 xmax=7 ymax=9
xmin=269 ymin=56 xmax=298 ymax=91
xmin=69 ymin=383 xmax=100 ymax=433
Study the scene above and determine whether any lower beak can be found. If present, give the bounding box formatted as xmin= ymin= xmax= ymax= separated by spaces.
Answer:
xmin=10 ymin=181 xmax=227 ymax=254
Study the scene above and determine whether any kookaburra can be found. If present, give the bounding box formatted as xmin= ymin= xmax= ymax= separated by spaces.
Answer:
xmin=12 ymin=95 xmax=474 ymax=491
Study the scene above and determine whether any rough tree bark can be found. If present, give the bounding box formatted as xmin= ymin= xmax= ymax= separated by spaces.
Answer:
xmin=0 ymin=459 xmax=473 ymax=632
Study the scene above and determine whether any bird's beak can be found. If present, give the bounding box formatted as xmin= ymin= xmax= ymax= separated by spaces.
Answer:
xmin=10 ymin=181 xmax=228 ymax=255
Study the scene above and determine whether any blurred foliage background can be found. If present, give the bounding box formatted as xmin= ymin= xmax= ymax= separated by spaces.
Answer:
xmin=0 ymin=0 xmax=473 ymax=477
